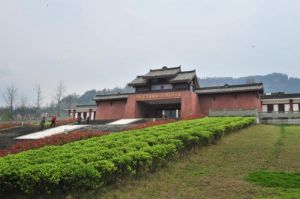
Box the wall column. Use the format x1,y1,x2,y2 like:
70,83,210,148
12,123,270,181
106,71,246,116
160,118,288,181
181,91,201,118
124,95,139,118
89,109,92,119
290,99,294,112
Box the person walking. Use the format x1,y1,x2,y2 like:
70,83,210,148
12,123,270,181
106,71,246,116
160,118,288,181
77,115,82,124
40,116,46,130
50,115,57,128
86,116,90,124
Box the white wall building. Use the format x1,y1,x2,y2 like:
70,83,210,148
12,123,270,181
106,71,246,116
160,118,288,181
66,105,97,120
261,93,300,113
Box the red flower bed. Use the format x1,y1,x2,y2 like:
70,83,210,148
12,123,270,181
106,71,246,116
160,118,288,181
129,119,176,130
0,130,111,157
55,118,77,126
182,114,204,120
0,119,175,157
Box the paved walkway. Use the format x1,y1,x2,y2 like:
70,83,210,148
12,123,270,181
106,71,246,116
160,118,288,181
16,125,89,140
108,119,143,125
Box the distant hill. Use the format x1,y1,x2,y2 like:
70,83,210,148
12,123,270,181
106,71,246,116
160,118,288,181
199,73,300,94
63,73,300,106
61,86,134,108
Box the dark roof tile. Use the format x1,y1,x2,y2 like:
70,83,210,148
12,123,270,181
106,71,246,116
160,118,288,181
261,93,300,99
93,93,129,101
196,83,264,94
143,66,181,78
128,66,199,86
170,70,196,83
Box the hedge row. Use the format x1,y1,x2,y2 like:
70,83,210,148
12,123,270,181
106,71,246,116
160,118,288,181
0,117,254,195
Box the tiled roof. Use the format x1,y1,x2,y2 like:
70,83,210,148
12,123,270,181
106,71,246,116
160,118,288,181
128,66,199,86
170,70,196,83
65,104,96,111
261,93,300,99
93,93,129,101
76,104,96,108
128,76,148,86
196,83,264,94
143,66,181,78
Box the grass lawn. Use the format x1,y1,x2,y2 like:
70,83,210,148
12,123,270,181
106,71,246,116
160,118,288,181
75,125,300,199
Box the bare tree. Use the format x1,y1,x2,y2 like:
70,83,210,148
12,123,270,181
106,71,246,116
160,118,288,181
34,84,43,118
19,96,28,120
54,81,66,117
3,84,17,115
65,93,78,109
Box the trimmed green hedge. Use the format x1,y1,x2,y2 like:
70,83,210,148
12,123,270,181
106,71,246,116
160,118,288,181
0,117,254,195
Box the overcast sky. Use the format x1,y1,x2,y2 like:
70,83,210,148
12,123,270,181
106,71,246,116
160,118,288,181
0,0,300,106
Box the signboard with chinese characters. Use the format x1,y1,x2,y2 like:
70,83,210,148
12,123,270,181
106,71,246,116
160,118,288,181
135,92,182,101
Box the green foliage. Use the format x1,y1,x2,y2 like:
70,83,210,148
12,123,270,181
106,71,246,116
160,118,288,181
246,171,300,188
0,112,13,121
0,117,254,195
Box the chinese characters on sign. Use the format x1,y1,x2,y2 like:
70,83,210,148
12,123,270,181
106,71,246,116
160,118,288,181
136,92,182,101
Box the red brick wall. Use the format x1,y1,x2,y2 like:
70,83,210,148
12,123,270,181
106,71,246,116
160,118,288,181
181,91,202,118
95,100,127,120
96,91,261,120
124,92,184,118
124,91,200,119
123,95,141,118
199,92,261,116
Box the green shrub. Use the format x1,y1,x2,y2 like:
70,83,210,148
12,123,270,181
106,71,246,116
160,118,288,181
0,117,255,195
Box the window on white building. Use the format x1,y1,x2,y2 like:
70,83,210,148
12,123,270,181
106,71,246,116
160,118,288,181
278,104,285,113
267,104,274,112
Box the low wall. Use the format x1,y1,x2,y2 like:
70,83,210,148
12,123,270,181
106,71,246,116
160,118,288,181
260,118,300,125
259,112,300,119
209,109,258,117
258,112,300,124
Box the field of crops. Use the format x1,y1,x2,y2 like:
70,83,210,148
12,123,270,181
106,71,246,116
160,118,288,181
0,117,254,196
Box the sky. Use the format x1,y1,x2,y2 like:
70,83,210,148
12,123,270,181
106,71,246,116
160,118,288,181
0,0,300,106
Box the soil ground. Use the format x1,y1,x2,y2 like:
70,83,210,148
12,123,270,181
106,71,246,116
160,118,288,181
0,126,40,150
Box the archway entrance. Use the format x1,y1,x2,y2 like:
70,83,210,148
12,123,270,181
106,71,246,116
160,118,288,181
137,99,181,119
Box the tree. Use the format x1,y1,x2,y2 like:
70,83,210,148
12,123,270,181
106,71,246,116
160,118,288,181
19,96,28,120
3,84,17,115
54,81,66,117
64,93,78,109
34,84,43,118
